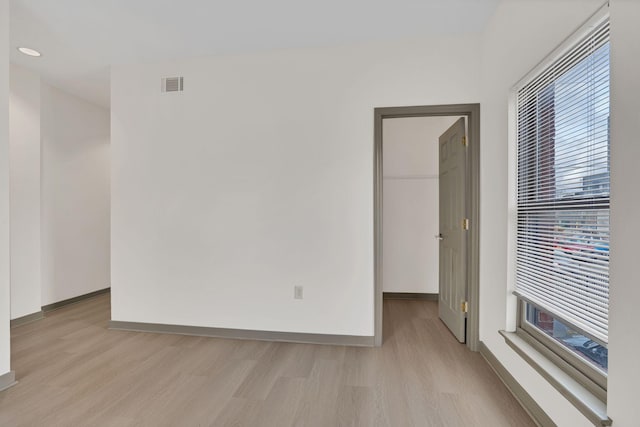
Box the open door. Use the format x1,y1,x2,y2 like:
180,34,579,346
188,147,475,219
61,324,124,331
438,118,467,343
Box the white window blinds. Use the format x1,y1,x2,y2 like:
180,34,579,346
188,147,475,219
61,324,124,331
514,19,610,345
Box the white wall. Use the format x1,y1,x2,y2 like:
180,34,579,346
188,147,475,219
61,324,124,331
41,82,110,305
479,1,624,426
7,70,110,313
607,1,640,425
382,116,459,294
9,64,41,319
0,0,11,377
111,37,481,336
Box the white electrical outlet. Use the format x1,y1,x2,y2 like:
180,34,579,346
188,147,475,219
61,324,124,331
294,286,303,300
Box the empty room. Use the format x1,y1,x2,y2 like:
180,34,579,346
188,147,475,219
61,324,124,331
0,0,639,426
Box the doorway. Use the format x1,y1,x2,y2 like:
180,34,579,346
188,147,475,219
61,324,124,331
374,104,480,350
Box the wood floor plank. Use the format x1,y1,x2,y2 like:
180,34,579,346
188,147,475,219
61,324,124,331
0,295,537,426
335,385,375,427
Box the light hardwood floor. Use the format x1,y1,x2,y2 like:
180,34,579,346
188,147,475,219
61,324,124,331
0,294,535,426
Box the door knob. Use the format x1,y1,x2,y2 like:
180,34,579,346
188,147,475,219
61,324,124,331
435,234,444,241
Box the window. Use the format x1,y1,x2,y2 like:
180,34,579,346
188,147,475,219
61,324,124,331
514,14,610,394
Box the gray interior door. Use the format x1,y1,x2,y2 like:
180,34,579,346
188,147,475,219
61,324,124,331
438,117,467,343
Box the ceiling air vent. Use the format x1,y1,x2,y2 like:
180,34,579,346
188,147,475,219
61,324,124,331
161,77,184,93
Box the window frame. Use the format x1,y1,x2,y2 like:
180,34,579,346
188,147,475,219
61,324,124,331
506,2,611,417
517,300,607,401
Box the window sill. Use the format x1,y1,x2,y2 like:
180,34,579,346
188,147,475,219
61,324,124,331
499,330,612,427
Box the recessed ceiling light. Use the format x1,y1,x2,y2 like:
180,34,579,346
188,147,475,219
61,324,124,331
17,47,42,57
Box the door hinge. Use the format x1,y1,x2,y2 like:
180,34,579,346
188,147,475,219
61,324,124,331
462,218,470,230
462,136,467,146
461,301,469,313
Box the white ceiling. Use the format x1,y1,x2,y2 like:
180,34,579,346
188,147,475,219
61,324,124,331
10,0,500,108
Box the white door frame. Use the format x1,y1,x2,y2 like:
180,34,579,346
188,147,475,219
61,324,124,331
374,104,480,350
